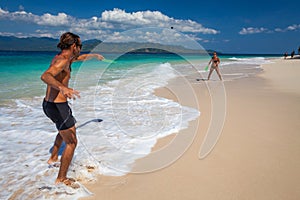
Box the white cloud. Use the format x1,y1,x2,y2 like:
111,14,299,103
37,13,71,26
240,24,300,35
100,9,219,34
0,8,37,23
0,7,219,41
239,27,269,35
0,8,9,15
34,29,57,38
275,24,300,32
101,9,153,26
102,28,203,49
286,24,300,31
0,30,56,38
0,8,73,27
274,28,283,32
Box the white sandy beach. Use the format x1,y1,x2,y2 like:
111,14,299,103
81,58,300,200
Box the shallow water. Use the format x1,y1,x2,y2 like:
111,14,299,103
0,52,276,199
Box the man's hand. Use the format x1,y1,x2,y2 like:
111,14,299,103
96,54,104,60
59,86,80,100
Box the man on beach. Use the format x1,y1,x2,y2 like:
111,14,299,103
41,32,104,186
207,52,222,80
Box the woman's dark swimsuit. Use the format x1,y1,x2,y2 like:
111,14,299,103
43,99,76,130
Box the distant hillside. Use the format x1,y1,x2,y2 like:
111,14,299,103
0,36,59,51
0,36,102,52
0,36,211,54
92,42,209,54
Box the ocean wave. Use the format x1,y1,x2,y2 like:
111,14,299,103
223,56,271,66
0,62,200,199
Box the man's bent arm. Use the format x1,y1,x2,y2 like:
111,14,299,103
41,59,68,91
41,72,65,91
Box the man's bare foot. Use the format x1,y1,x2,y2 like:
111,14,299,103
56,178,80,189
47,158,60,168
47,158,59,165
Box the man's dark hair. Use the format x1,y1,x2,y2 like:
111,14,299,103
57,32,80,50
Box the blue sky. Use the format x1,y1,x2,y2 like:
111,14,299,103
0,0,299,54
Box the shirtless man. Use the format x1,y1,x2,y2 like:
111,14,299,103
41,32,104,186
207,52,222,81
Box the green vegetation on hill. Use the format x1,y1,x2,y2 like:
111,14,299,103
0,36,212,54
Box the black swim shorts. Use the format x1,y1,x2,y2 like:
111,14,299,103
42,99,76,130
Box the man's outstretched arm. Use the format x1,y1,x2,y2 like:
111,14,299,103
74,54,104,61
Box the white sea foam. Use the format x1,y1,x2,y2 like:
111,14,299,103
223,56,272,66
0,62,200,199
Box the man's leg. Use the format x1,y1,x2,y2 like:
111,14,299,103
48,133,63,165
55,126,77,185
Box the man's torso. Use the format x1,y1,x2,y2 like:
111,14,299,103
45,55,72,102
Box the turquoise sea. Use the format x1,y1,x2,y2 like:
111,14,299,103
0,51,279,199
0,51,279,104
0,51,201,104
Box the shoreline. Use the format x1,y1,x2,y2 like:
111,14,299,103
81,58,300,200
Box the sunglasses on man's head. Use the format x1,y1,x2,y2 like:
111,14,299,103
76,43,82,49
72,38,82,49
